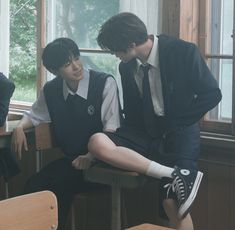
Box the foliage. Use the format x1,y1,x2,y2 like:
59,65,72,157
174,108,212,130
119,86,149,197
56,0,119,48
55,0,119,74
9,0,36,83
9,0,119,102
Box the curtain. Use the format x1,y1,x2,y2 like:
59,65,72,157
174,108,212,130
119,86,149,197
119,0,162,35
0,1,10,77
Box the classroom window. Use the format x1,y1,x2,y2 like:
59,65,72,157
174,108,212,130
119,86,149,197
199,0,235,135
10,0,37,104
3,0,161,110
44,0,120,81
43,0,160,82
40,0,161,103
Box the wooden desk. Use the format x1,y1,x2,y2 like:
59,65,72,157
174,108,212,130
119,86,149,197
0,120,34,148
84,163,149,230
0,120,20,148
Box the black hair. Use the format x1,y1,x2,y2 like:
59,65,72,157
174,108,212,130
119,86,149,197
97,12,148,52
42,37,80,71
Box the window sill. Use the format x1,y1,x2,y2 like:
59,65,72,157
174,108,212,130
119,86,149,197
200,131,235,151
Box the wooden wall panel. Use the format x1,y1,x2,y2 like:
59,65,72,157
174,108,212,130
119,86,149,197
162,0,180,37
179,0,199,43
162,0,199,43
191,160,208,230
208,164,230,230
230,168,235,230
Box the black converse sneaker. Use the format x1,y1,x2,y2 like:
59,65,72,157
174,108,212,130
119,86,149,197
165,166,203,219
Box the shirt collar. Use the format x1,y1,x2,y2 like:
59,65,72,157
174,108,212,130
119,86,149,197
63,68,90,100
147,35,159,68
137,35,159,71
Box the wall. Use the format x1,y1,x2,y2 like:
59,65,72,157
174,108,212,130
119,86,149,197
191,138,235,230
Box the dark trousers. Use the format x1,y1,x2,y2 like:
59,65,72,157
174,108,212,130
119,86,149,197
24,157,103,230
106,123,201,219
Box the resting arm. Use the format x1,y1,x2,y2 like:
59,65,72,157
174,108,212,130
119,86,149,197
11,89,51,159
175,44,222,126
11,116,34,159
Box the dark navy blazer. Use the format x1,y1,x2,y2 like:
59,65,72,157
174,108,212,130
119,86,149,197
0,72,15,127
119,34,222,132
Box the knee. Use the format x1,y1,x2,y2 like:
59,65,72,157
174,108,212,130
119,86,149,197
88,132,114,158
88,133,106,154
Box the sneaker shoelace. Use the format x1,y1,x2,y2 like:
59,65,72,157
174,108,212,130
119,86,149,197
164,176,186,204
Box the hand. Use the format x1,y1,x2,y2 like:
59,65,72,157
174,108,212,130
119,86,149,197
72,154,94,170
11,126,28,160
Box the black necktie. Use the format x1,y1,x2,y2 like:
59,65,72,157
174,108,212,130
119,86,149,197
66,94,77,107
142,64,156,137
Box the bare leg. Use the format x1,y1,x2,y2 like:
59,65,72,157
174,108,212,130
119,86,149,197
88,133,151,174
163,199,194,230
88,132,174,179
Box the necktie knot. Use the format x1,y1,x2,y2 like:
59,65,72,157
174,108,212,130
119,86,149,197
141,64,150,77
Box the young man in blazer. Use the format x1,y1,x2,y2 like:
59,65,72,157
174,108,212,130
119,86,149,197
88,12,222,230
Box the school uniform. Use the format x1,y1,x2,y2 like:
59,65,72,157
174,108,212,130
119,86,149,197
105,35,222,217
23,68,120,229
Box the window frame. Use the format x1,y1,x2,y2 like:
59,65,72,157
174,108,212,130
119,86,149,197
197,0,235,136
11,0,235,138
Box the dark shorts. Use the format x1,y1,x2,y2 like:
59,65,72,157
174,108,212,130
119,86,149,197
105,123,200,218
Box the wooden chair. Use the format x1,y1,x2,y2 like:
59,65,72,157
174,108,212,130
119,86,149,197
126,223,175,230
0,190,58,230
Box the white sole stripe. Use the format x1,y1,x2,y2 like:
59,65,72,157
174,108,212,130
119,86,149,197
178,171,203,218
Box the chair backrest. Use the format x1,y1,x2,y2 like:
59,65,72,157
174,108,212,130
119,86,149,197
0,190,58,230
126,223,175,230
35,123,56,150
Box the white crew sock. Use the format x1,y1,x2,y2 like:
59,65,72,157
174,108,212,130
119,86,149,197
146,161,174,179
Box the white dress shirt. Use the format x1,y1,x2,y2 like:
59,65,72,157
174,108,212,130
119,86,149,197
25,68,120,132
134,35,165,116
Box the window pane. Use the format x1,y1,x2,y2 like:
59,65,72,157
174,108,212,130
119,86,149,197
210,0,233,55
207,58,232,121
206,0,233,124
46,0,119,48
9,0,37,103
80,53,119,77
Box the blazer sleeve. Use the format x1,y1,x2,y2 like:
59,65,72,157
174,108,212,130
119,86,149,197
0,73,15,126
176,44,222,126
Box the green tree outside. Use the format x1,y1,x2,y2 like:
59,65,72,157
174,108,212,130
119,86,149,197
9,0,119,103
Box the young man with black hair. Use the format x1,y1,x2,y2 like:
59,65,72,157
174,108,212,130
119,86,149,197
87,12,222,230
11,37,121,229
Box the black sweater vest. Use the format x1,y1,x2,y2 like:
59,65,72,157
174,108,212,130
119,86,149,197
44,70,109,159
